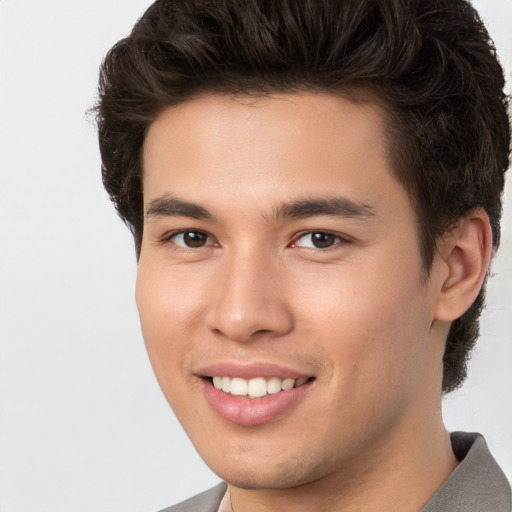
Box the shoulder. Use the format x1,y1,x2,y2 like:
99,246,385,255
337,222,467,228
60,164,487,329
157,482,228,512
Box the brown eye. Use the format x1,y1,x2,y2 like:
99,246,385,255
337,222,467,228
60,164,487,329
311,232,337,248
295,231,341,249
172,231,211,248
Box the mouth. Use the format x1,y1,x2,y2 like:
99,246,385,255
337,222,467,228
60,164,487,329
199,367,315,426
210,375,312,398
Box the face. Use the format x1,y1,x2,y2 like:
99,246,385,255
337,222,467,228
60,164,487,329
137,93,446,489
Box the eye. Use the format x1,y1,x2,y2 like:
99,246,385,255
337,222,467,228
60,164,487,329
169,230,213,248
293,231,343,249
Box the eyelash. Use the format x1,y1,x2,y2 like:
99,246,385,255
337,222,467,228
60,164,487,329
289,231,349,250
160,229,349,251
160,230,217,249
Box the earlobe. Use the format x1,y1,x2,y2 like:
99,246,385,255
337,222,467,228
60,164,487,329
434,208,492,322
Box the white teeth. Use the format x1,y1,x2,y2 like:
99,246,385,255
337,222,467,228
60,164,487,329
247,377,267,398
267,377,282,394
211,376,310,398
221,376,231,393
281,378,295,391
230,377,248,396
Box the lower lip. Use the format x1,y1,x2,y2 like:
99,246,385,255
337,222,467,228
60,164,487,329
201,379,313,427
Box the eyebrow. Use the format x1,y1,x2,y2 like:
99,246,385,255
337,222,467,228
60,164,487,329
146,195,215,221
272,197,376,221
145,194,376,222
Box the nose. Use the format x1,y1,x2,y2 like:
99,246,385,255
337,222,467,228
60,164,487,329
206,249,294,343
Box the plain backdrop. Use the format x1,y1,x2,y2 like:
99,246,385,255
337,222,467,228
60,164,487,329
0,1,511,511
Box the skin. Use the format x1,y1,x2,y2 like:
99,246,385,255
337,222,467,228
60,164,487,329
136,93,491,511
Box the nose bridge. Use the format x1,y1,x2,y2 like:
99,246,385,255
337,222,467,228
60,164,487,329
208,244,292,342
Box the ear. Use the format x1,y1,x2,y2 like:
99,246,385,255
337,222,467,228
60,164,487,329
433,208,493,322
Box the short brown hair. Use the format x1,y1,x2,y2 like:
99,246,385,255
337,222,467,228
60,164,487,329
95,0,510,392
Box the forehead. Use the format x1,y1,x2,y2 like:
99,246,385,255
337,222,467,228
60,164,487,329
141,92,409,227
143,92,386,160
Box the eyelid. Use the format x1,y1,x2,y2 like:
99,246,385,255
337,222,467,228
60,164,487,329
159,228,218,248
290,230,351,249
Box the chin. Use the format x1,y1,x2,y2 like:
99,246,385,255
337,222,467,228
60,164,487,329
205,450,330,490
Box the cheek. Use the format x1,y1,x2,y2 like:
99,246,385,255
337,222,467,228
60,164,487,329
136,257,207,330
135,261,205,392
297,260,432,397
359,293,431,411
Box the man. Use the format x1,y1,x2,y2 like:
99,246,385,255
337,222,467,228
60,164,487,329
95,0,511,510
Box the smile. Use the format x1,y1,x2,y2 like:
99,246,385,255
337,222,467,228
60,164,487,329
211,376,310,398
201,372,315,426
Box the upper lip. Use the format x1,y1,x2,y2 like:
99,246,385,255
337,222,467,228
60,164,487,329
195,361,313,380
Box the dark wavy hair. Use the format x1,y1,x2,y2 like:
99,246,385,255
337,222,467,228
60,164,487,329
95,0,510,393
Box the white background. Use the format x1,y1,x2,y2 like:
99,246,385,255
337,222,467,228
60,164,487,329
0,1,511,511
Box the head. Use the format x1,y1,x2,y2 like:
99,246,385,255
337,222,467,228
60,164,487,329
96,0,510,492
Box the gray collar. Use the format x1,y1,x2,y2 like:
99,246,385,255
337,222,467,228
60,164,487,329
420,432,511,511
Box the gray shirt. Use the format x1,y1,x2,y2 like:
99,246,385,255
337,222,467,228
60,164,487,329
161,432,511,512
